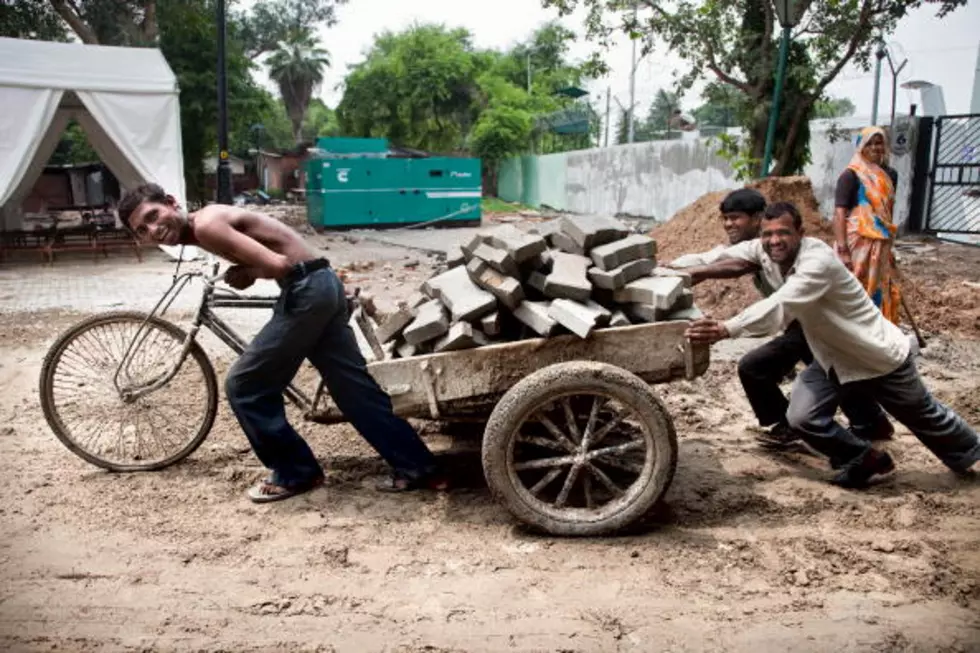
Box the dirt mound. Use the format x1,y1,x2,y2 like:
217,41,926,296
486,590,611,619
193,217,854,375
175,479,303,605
652,176,832,320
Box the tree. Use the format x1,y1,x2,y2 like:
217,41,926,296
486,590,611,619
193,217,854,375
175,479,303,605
267,29,331,144
544,0,967,176
46,0,159,45
814,96,857,119
643,89,682,139
470,106,533,194
0,0,70,41
303,98,341,140
237,0,347,58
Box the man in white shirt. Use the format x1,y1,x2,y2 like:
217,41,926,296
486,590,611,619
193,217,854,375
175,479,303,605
686,201,979,488
670,189,892,449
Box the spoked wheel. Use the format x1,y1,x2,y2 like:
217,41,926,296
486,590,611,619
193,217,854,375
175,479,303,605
39,311,219,471
482,361,677,536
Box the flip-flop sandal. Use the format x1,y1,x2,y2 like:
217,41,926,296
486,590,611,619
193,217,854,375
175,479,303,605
247,477,324,504
375,474,450,493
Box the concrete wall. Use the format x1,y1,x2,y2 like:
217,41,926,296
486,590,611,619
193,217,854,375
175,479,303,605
500,117,919,229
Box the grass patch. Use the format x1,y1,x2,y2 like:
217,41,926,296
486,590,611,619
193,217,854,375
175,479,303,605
482,196,530,214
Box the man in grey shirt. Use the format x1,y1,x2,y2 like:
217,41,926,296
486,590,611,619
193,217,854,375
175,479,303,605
671,189,892,449
686,202,979,488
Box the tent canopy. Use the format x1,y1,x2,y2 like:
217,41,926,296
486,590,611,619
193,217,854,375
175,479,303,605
0,37,188,257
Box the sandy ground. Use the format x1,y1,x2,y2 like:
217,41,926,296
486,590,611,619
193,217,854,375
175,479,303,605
1,226,979,652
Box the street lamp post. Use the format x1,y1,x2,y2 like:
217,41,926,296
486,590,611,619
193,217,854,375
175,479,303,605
216,0,232,204
760,0,799,177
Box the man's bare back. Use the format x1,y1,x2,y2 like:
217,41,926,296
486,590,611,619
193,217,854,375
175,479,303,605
190,205,318,284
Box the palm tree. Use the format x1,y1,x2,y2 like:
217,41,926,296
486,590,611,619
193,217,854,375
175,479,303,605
267,30,330,144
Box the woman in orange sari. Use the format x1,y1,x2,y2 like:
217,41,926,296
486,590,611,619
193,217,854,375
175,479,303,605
833,126,901,323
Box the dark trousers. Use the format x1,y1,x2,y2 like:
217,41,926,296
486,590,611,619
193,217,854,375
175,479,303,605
225,265,437,488
787,357,980,471
737,320,888,436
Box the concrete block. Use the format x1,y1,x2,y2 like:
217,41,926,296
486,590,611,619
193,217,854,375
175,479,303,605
549,231,586,256
609,310,631,328
422,266,497,322
532,219,562,239
521,249,553,275
528,271,548,294
445,245,466,268
548,299,606,339
466,258,524,310
400,292,429,314
481,311,501,337
403,299,450,345
625,303,666,323
590,234,657,271
349,317,378,363
560,214,629,250
472,242,520,277
585,299,612,326
461,234,484,259
666,306,704,321
396,341,418,359
375,307,415,344
480,224,547,263
672,288,694,311
613,276,685,310
544,252,592,302
651,266,693,289
588,258,655,290
434,322,479,353
514,300,558,336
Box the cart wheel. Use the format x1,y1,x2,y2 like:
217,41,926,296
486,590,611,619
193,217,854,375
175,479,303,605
482,361,677,536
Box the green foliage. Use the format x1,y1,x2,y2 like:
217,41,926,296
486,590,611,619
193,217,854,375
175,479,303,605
267,29,331,143
814,97,857,119
544,0,968,176
713,133,761,182
0,0,70,40
236,0,347,58
337,20,589,164
47,121,99,166
303,98,340,139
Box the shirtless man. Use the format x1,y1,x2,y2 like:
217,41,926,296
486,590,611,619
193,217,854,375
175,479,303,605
117,183,445,502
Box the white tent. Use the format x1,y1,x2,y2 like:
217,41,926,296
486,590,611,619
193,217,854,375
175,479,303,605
0,37,196,260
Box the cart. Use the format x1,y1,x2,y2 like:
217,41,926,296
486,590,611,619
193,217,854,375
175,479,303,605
39,260,710,536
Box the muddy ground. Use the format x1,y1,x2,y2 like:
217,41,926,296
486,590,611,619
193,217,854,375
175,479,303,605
0,226,978,652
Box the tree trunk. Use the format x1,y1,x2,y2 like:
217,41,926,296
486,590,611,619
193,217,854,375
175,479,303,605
49,0,100,44
141,1,158,43
771,99,813,177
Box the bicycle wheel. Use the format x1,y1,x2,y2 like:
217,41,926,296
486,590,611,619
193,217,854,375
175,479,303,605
39,311,219,471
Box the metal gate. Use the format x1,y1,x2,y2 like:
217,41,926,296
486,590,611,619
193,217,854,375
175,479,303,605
925,114,980,233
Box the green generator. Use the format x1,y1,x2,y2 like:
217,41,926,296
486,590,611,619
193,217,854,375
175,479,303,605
305,137,482,229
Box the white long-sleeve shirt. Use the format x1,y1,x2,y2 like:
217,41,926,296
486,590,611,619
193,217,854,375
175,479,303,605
719,237,910,384
670,246,777,297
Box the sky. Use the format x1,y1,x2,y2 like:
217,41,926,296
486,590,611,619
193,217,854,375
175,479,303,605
249,0,980,123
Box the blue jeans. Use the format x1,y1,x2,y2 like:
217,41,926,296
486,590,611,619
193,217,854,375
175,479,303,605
225,264,438,488
787,357,980,472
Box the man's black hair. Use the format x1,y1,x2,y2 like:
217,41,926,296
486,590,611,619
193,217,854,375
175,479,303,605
763,201,803,230
719,188,766,216
117,183,169,229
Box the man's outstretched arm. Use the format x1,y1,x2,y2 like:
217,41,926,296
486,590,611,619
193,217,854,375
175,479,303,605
686,258,761,285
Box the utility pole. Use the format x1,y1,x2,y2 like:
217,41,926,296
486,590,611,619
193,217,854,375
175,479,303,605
216,0,232,204
885,48,908,129
627,2,638,143
604,87,611,147
871,41,885,125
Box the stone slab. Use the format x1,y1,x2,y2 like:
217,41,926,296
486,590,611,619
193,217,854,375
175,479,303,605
434,321,479,353
480,311,501,337
589,234,657,271
422,265,497,322
480,224,547,263
625,303,667,324
588,258,655,290
445,245,466,268
609,310,631,328
472,242,520,277
548,231,586,256
375,307,415,344
403,299,450,345
396,341,418,359
560,214,629,250
466,258,524,311
651,266,693,289
613,276,685,310
548,299,606,339
544,252,592,302
513,300,558,336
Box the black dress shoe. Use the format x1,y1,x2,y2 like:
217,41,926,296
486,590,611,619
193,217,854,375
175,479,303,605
831,450,895,489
